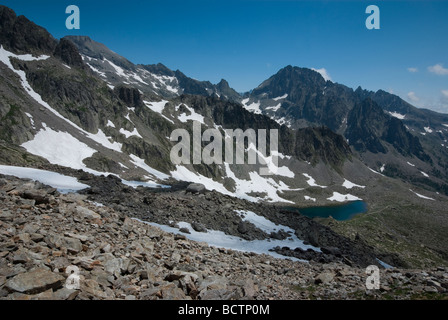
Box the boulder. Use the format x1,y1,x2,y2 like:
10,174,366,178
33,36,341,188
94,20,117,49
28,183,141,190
186,183,206,194
191,222,207,233
21,190,49,205
314,272,335,285
73,206,101,220
237,222,249,234
44,234,83,254
5,268,65,294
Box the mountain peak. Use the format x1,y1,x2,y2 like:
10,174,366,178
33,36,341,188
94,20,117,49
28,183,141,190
0,5,57,55
65,35,135,70
252,65,327,99
53,38,86,69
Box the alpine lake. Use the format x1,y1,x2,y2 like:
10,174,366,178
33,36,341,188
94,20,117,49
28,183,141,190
285,201,368,221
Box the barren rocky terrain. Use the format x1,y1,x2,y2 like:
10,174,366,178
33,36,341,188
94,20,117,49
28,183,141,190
1,174,447,300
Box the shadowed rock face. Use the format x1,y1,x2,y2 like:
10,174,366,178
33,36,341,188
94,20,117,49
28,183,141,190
346,98,429,161
53,38,86,69
0,5,57,55
114,86,144,109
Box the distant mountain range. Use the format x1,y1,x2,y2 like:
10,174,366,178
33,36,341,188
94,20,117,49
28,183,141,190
62,33,448,196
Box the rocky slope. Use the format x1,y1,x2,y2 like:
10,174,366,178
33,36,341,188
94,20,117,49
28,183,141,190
1,174,447,300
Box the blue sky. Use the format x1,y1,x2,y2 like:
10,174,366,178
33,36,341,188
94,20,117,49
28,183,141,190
2,0,448,113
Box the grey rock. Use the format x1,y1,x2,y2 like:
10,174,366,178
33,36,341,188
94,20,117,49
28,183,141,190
191,222,207,233
179,228,190,234
314,272,335,285
174,234,187,241
104,258,124,277
160,283,187,300
73,206,101,220
243,279,257,298
45,234,83,254
237,222,249,234
186,183,206,194
424,286,438,293
198,288,233,300
0,211,13,222
53,288,79,300
21,190,49,205
5,268,65,294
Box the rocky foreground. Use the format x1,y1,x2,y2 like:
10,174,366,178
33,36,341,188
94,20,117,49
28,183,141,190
0,174,447,300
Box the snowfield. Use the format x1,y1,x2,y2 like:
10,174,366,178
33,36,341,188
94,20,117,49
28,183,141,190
21,123,96,170
171,163,299,204
0,165,89,193
133,209,320,261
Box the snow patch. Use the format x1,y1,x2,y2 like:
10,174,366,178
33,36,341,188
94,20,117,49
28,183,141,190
0,46,123,155
176,104,205,124
144,100,174,124
273,94,288,101
242,100,262,115
25,113,35,128
275,117,292,128
119,127,142,139
121,180,170,189
265,103,282,112
106,120,115,128
86,63,106,77
388,111,406,120
342,179,366,189
0,165,89,193
247,143,295,178
304,196,316,202
129,154,170,181
327,192,362,202
409,189,435,201
90,129,123,152
303,173,327,188
104,58,126,77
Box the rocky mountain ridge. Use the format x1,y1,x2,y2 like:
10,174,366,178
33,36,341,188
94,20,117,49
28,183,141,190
65,35,242,102
245,66,448,195
68,32,448,196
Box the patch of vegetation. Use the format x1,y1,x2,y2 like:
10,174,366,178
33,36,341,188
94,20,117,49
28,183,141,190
318,193,448,269
290,284,318,299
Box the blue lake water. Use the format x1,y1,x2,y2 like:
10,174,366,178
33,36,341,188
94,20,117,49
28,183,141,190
286,201,368,221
